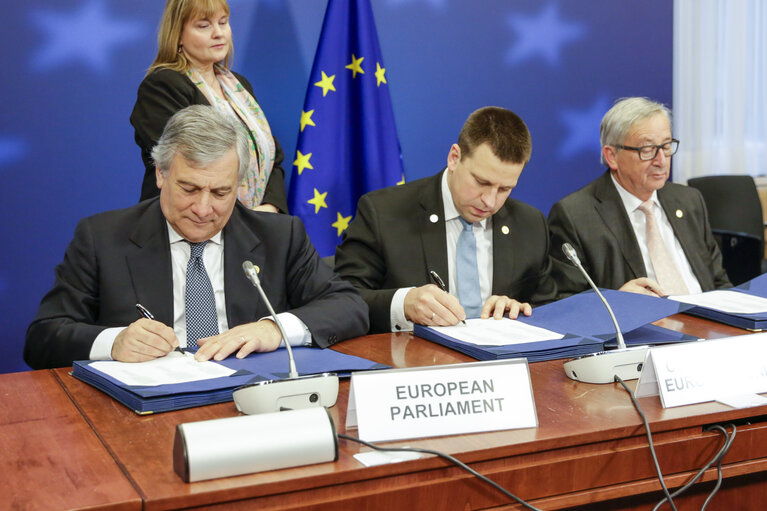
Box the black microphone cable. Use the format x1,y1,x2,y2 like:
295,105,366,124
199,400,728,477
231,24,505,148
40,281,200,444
615,375,738,511
338,433,543,511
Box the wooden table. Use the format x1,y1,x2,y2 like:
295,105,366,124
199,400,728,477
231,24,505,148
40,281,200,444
0,370,140,510
45,314,767,510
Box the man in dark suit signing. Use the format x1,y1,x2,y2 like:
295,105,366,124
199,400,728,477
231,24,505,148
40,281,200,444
25,105,368,369
548,97,730,298
335,106,557,334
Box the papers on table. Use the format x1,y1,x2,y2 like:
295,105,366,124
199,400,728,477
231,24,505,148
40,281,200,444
669,290,767,314
429,318,563,346
89,351,235,387
668,274,767,330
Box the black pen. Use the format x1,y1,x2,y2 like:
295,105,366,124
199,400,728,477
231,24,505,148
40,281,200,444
135,303,184,353
428,271,466,325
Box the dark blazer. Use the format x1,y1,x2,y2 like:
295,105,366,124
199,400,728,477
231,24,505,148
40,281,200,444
548,170,731,297
130,68,288,212
334,170,557,333
25,200,369,369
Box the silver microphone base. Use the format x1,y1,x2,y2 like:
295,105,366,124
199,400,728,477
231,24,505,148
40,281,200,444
233,373,339,414
563,346,649,384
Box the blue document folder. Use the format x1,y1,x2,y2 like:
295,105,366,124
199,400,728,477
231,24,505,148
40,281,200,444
681,273,767,330
414,289,694,362
72,347,387,414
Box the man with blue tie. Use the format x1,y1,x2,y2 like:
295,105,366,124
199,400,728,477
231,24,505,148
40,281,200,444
335,106,557,334
25,105,368,369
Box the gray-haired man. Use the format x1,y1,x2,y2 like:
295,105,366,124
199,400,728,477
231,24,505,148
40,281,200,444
25,105,368,369
548,97,730,298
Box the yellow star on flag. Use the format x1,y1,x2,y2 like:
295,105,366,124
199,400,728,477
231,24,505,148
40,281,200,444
293,150,313,175
300,110,316,132
375,62,387,87
314,71,336,96
345,54,365,78
307,188,328,214
332,212,352,236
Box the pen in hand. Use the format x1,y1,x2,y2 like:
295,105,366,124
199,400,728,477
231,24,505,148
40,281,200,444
135,303,184,354
428,271,467,325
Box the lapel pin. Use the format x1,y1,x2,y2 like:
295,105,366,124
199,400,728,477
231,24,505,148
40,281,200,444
501,225,510,235
676,209,683,218
429,214,439,223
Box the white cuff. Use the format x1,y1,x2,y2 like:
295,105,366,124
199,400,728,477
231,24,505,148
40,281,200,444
390,287,415,332
262,313,312,347
89,327,125,360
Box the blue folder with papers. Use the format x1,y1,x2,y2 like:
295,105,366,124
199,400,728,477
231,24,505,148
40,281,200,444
414,289,695,362
72,347,387,414
680,273,767,330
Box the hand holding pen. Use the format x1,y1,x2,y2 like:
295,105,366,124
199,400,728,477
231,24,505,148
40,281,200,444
429,271,467,326
135,304,184,354
401,271,467,327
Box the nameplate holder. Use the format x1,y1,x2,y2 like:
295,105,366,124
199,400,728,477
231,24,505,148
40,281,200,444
346,359,537,442
635,332,767,408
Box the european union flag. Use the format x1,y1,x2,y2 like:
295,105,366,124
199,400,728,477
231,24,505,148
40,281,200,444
288,0,404,257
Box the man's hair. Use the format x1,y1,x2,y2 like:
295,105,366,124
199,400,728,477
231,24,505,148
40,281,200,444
600,97,672,165
457,106,532,164
148,0,233,76
151,105,248,179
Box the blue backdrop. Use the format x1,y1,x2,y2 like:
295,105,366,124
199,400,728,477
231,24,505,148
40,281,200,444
0,0,671,373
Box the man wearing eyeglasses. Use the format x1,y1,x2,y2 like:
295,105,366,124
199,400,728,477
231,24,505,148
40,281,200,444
548,97,730,298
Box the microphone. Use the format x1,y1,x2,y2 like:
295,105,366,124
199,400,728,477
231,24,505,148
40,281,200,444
232,261,339,414
560,243,648,384
243,260,298,378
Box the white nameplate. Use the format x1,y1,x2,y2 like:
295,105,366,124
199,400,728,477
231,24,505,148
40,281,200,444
346,359,537,442
635,332,767,408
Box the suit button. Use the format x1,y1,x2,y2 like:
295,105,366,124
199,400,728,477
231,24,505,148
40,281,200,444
328,335,338,344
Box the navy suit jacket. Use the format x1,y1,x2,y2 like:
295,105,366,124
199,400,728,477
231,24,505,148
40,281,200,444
25,199,368,368
548,170,731,297
335,170,557,333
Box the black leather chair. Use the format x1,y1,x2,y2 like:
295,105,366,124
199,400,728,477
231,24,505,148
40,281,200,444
687,175,766,285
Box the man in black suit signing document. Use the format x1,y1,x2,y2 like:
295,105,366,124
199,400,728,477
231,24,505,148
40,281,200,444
548,97,730,298
335,106,557,334
25,105,368,369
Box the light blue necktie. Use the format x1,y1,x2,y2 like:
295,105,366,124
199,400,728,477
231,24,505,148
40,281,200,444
456,218,482,318
185,241,219,348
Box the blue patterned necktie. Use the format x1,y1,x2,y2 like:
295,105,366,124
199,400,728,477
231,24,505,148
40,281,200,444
456,218,483,318
185,241,219,348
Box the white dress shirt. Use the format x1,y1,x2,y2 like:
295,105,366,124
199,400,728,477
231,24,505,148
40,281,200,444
390,171,494,331
611,174,702,294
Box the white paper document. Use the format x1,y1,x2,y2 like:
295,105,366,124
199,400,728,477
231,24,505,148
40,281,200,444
429,318,563,346
89,351,236,386
669,290,767,314
353,450,426,467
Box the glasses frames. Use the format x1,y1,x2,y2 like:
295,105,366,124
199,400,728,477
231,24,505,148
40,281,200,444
615,139,679,161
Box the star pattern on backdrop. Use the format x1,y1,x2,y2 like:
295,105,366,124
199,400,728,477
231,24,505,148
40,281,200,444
506,2,585,67
0,137,28,168
559,95,611,158
30,0,146,73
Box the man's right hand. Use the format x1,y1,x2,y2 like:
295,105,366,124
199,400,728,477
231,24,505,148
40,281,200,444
619,277,665,297
404,284,466,326
111,318,179,362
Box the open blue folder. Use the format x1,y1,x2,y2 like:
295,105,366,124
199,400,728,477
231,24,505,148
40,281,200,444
72,347,387,414
681,273,767,330
414,289,694,362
